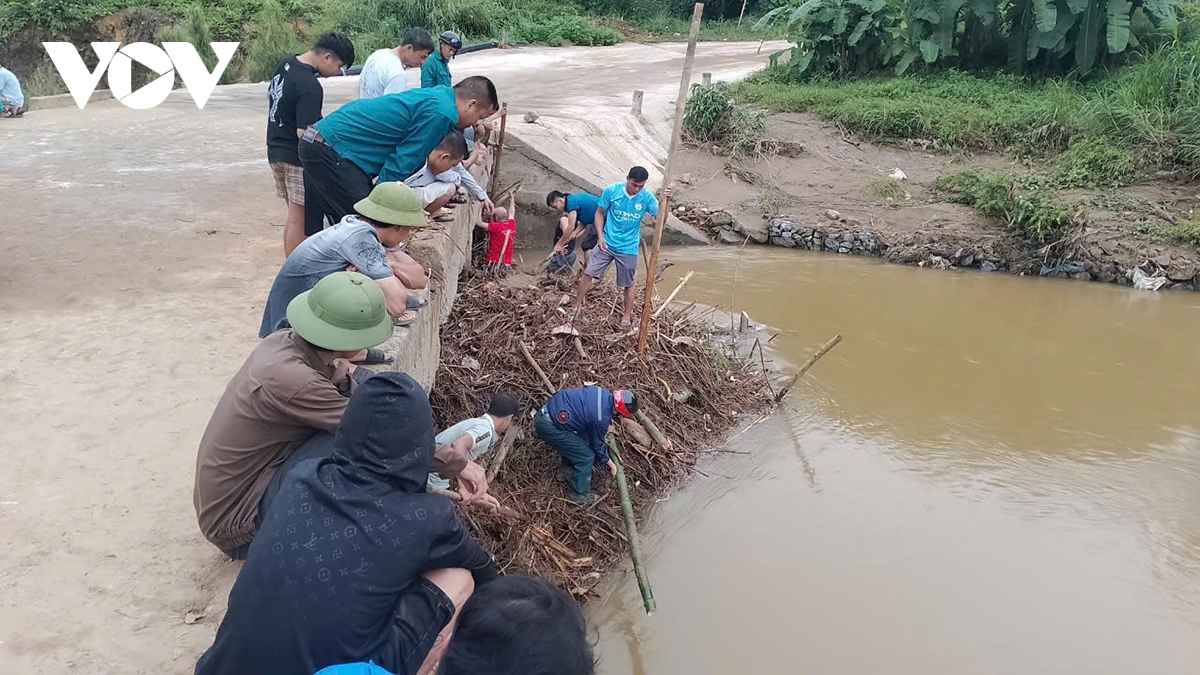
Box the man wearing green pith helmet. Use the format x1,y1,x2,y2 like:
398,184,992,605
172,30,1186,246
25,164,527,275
194,272,491,559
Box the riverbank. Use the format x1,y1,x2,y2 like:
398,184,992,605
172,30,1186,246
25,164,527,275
673,112,1200,291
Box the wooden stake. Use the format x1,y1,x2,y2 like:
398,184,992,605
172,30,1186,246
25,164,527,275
702,72,712,86
518,340,555,395
485,425,520,483
488,102,508,193
637,3,704,356
775,334,842,402
430,486,526,521
632,90,644,115
651,270,694,319
606,434,656,615
754,337,776,401
738,0,748,26
738,311,750,333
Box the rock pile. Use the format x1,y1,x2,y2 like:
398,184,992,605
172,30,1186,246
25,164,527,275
767,218,882,255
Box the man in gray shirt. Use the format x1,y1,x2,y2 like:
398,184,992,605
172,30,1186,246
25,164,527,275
260,182,429,349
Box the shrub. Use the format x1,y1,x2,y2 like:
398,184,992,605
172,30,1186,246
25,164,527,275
683,81,767,155
516,15,621,46
1169,217,1200,245
934,170,1075,242
241,0,308,82
158,5,243,85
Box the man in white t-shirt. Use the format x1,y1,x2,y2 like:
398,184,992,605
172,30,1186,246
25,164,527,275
429,392,520,489
358,28,435,99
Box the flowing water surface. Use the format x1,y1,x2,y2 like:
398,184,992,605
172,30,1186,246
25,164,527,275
583,246,1200,674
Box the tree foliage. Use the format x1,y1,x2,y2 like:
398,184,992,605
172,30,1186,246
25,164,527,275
759,0,1182,77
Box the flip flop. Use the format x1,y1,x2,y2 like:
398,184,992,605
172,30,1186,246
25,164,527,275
406,295,429,310
393,310,418,327
619,321,632,330
358,348,393,365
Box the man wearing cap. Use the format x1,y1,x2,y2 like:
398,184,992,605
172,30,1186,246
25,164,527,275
533,386,638,505
421,31,461,89
195,272,488,559
260,181,431,348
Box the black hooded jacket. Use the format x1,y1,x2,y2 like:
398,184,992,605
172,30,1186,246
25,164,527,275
196,373,497,675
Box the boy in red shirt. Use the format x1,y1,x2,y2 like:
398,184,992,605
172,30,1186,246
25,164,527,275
476,189,517,269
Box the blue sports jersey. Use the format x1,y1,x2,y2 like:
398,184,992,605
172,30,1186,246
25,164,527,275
597,183,658,255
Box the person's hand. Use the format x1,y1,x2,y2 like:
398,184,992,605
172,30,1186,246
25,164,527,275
482,198,495,214
607,460,617,477
345,264,360,274
596,235,609,252
553,243,566,256
477,493,502,513
455,461,489,505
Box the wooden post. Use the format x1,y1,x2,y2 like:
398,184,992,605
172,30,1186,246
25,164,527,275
606,435,656,615
702,72,712,86
501,28,509,48
632,90,644,115
485,425,520,483
738,0,749,27
637,2,704,357
775,334,842,402
738,311,750,333
488,102,508,193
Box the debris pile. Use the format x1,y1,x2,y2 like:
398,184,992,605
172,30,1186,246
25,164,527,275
430,273,770,597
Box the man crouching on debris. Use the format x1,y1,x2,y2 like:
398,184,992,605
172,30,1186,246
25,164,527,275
534,386,638,505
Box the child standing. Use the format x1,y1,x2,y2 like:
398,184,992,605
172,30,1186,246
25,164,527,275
476,189,517,269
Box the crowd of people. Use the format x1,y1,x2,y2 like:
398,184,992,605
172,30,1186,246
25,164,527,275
190,26,665,674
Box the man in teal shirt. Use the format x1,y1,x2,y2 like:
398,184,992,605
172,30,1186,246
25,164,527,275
299,75,497,236
571,166,659,329
421,31,461,89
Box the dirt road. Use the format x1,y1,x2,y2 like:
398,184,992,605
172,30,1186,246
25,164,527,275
0,42,771,673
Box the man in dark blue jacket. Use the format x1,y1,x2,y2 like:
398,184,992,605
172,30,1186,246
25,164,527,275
534,386,638,504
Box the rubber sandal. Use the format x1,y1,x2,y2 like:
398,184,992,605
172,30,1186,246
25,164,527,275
358,348,393,365
406,295,429,310
619,321,632,330
393,310,418,327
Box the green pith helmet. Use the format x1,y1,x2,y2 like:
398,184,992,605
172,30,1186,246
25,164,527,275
353,182,428,228
286,272,394,351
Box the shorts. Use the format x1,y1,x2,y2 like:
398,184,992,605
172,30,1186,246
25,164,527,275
585,247,638,288
377,577,457,675
271,162,305,205
578,225,599,252
414,181,456,207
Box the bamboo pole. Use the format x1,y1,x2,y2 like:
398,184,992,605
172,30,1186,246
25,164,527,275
430,486,525,521
488,102,509,193
633,409,672,450
485,425,520,483
518,340,555,395
651,270,694,319
606,434,656,615
775,334,842,402
637,2,704,356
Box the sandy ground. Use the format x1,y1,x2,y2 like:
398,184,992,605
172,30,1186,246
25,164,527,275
0,42,772,674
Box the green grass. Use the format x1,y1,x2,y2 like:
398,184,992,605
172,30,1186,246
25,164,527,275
868,176,905,200
22,62,68,96
632,16,778,42
933,170,1076,243
683,82,768,156
1169,217,1200,245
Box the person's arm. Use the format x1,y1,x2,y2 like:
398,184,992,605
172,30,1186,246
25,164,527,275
420,62,436,88
594,205,608,252
285,379,352,433
294,79,324,134
376,276,411,318
553,213,577,254
452,164,490,203
382,73,409,95
427,512,499,585
507,190,516,219
342,232,408,317
643,193,660,224
379,108,450,183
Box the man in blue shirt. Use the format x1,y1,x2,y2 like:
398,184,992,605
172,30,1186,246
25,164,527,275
545,190,600,275
571,167,659,329
0,61,25,117
421,31,461,89
299,75,497,237
534,386,638,505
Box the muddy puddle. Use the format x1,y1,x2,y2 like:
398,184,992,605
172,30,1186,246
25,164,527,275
576,246,1200,674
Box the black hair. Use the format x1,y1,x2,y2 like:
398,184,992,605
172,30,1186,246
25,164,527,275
438,575,595,675
627,166,650,182
314,32,355,67
436,129,469,160
454,75,500,113
401,28,435,53
546,190,568,208
487,392,520,417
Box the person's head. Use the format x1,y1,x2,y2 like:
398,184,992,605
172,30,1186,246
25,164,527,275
332,372,435,492
353,182,429,247
438,31,463,60
612,389,638,419
546,190,568,212
453,76,499,129
437,575,595,675
397,28,434,68
286,272,394,356
492,206,508,221
625,166,649,196
428,129,469,175
311,32,355,77
486,392,520,433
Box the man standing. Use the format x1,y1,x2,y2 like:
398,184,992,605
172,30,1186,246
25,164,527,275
299,75,498,238
571,167,658,329
0,60,25,117
358,28,434,99
545,190,600,275
428,392,519,490
534,386,638,505
267,33,356,256
194,272,489,559
421,31,462,89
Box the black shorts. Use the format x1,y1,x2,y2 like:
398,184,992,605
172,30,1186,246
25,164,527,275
578,225,598,252
298,132,374,236
377,577,457,675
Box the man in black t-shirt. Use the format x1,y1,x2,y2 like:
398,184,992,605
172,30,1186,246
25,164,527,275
267,32,355,257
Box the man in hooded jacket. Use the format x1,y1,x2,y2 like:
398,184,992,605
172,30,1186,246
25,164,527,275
195,372,497,675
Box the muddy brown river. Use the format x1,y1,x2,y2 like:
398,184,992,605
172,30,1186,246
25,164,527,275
583,246,1200,674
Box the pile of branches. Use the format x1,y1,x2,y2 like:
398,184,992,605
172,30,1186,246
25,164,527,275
430,272,769,596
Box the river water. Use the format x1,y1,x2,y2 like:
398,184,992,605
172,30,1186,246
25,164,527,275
585,246,1200,674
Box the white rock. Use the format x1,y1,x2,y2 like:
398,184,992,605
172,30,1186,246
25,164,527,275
890,168,908,181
